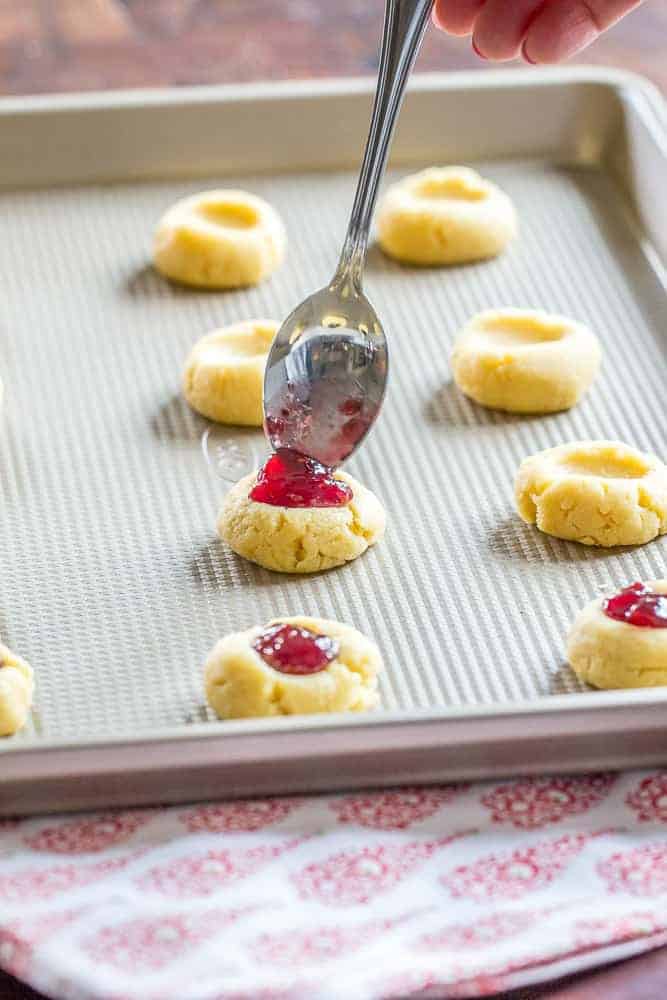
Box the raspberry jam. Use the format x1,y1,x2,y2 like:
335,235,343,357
249,449,352,508
603,582,667,628
253,623,339,674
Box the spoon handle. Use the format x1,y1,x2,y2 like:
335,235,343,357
334,0,435,291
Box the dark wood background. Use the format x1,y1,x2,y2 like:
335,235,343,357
1,1,666,998
0,0,665,95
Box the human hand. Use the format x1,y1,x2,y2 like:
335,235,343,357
433,0,645,63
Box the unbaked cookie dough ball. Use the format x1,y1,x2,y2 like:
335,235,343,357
154,189,286,289
205,616,382,719
0,642,34,737
217,469,386,574
451,308,601,413
376,166,517,266
183,319,278,425
515,441,667,547
567,581,667,689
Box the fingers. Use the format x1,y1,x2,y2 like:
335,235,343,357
434,0,645,64
522,0,646,63
471,0,544,60
433,0,484,36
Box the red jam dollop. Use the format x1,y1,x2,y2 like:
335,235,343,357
253,623,339,675
603,582,667,629
249,449,352,508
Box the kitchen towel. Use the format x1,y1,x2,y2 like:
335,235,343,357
2,770,667,999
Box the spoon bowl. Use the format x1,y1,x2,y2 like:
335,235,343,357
263,281,388,468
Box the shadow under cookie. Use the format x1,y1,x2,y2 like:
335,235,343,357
151,393,205,443
189,539,273,592
124,262,240,299
424,380,491,428
487,516,636,565
424,380,568,430
550,662,588,696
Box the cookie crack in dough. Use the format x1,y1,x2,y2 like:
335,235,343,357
293,537,307,566
209,680,230,696
351,497,385,543
267,685,290,715
348,511,373,541
524,493,539,522
637,488,667,527
339,657,376,681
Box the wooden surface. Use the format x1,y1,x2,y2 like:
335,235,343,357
1,2,666,999
0,0,665,95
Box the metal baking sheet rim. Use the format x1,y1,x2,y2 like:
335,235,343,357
5,689,667,814
0,67,666,813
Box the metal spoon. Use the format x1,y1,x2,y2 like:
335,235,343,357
263,0,435,469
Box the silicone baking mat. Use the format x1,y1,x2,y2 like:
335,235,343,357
1,152,665,748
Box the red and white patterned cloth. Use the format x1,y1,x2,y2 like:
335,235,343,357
2,770,667,999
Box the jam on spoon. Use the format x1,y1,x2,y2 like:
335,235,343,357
249,449,352,508
253,623,340,675
603,582,667,629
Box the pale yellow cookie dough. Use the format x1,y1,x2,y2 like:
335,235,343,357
154,189,286,289
376,166,517,266
183,319,278,425
451,309,601,413
0,642,34,737
205,616,382,719
217,470,386,573
515,441,667,547
567,581,667,689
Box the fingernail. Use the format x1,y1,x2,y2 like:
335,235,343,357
472,38,487,60
521,40,537,65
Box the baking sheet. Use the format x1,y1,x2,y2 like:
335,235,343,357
0,70,665,809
